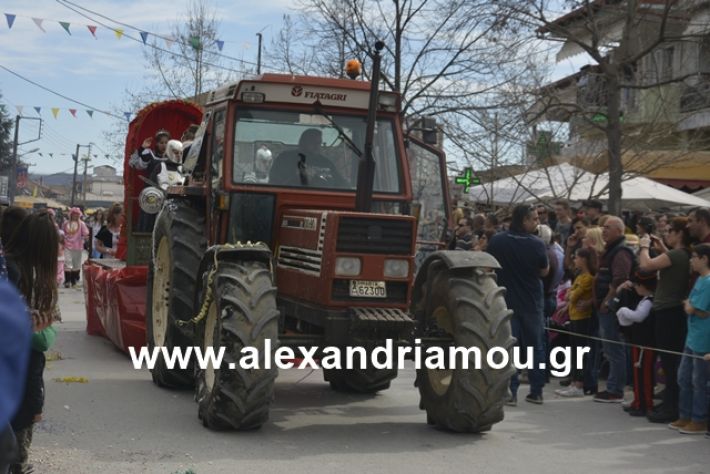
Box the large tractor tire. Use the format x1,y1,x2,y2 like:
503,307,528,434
146,200,206,389
195,260,279,430
415,260,515,433
323,357,397,394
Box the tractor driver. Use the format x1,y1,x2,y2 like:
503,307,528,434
268,128,348,188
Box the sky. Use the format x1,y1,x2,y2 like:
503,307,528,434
0,0,293,175
0,0,590,176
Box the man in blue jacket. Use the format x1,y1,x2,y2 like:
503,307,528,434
488,204,550,405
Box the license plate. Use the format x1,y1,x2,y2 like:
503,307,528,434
349,280,387,298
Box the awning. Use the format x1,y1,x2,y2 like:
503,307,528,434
555,20,624,61
684,9,710,36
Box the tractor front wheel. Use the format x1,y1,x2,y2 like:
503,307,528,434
195,260,279,430
415,261,515,432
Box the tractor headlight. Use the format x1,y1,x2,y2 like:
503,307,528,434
335,257,361,277
384,259,409,278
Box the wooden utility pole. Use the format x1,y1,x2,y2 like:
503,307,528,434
81,144,92,204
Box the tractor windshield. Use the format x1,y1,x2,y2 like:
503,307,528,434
233,109,401,193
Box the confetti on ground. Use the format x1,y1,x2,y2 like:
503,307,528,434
53,376,89,384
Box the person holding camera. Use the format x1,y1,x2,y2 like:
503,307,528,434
639,217,692,423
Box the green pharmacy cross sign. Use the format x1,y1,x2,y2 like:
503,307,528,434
455,167,481,193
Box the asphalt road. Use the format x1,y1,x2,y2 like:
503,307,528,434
25,288,710,473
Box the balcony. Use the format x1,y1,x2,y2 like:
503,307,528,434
680,75,710,114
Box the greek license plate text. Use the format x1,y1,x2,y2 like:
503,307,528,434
349,280,387,298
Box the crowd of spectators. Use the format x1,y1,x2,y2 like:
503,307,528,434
451,200,710,437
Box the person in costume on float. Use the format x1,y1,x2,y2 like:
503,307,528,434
129,129,170,232
153,140,184,190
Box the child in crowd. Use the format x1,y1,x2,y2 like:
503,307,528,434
4,212,60,473
615,270,657,416
669,243,710,435
556,247,595,397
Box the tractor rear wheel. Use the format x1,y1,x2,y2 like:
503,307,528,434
195,260,279,430
415,261,515,432
146,200,206,388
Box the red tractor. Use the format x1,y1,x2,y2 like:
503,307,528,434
89,52,514,433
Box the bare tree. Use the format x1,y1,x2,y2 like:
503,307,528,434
104,0,241,157
143,0,234,100
269,0,529,130
500,0,710,214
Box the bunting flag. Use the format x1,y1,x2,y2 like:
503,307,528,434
32,18,45,32
1,13,227,51
48,153,54,158
38,153,43,157
15,106,128,120
59,21,71,35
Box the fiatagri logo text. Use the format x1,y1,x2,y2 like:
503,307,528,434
291,86,347,102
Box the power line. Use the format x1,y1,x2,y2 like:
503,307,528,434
56,0,264,70
0,64,123,119
54,0,250,76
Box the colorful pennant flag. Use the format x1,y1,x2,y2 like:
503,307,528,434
59,21,71,35
49,153,54,158
33,106,41,115
32,18,45,32
38,153,43,157
69,109,77,118
164,36,175,48
87,25,97,38
215,40,224,51
15,105,23,115
86,110,94,118
189,36,201,50
51,108,60,119
140,31,149,44
5,13,16,29
114,28,124,39
124,112,132,121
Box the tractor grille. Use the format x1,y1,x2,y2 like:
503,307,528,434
336,217,412,255
332,279,409,304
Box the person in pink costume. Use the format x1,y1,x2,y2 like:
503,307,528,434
62,207,89,288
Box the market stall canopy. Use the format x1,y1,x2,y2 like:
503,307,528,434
469,163,710,210
13,196,68,210
693,187,710,201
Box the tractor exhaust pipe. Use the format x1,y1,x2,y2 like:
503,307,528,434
355,40,385,212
